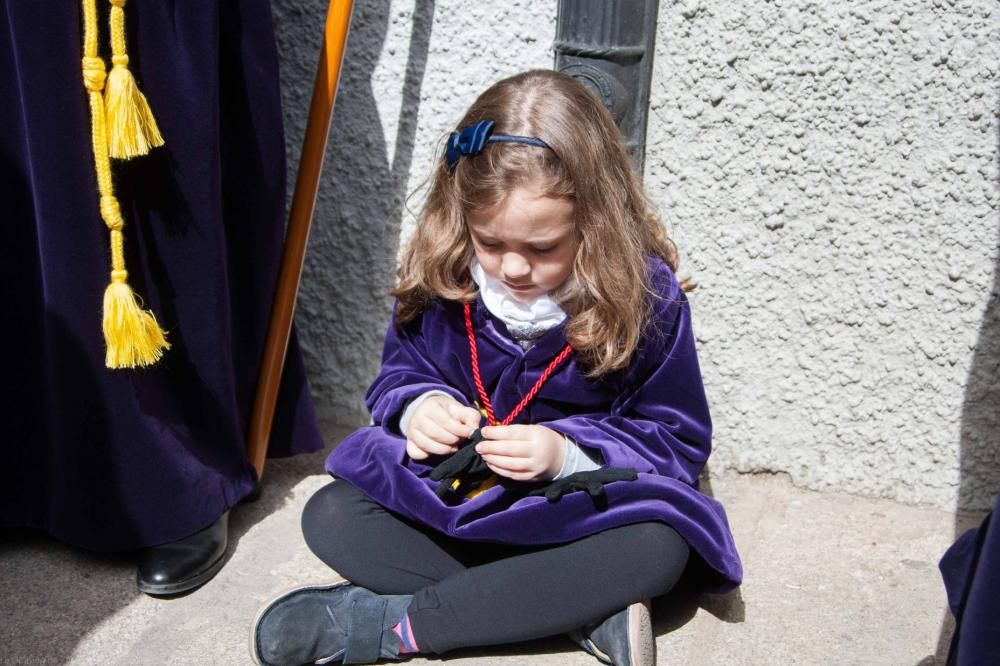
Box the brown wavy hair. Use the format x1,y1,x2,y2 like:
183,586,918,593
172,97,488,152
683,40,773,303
393,70,681,377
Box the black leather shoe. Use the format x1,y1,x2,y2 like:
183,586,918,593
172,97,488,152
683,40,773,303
568,599,655,666
137,511,229,596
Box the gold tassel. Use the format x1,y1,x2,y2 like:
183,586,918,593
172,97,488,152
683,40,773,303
82,0,169,368
104,0,163,159
104,268,169,368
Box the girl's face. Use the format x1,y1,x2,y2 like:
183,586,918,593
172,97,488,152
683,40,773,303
467,185,577,303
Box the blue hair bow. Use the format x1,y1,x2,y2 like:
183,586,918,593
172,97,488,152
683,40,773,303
446,119,552,170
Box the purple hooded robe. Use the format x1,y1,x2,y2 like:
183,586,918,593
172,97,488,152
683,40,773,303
0,1,323,551
939,490,1000,664
327,259,742,592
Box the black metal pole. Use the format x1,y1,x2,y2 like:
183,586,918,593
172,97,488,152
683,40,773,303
554,0,659,178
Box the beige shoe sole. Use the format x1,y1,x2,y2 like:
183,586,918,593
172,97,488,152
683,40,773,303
627,599,655,666
584,599,655,666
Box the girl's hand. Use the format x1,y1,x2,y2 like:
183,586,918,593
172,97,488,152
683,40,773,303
475,424,566,481
405,396,481,460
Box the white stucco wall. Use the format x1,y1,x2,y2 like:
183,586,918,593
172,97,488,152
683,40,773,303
273,0,999,510
272,0,556,430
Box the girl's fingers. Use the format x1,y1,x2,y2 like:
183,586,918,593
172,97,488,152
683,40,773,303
484,459,540,481
426,402,473,439
481,424,534,440
409,428,458,457
475,439,532,458
406,439,429,460
414,415,462,445
439,415,475,440
448,403,482,431
481,454,531,473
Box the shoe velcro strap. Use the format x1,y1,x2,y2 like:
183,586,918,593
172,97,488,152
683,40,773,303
342,595,388,664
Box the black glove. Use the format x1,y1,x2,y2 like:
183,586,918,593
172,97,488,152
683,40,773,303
429,429,492,500
528,467,638,504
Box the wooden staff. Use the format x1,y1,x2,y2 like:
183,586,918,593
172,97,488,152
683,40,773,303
246,0,355,480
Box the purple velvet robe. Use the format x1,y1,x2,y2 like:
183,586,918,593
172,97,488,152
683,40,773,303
328,260,742,592
0,1,323,550
940,490,1000,664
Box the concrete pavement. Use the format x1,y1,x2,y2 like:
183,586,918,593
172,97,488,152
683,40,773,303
1,426,980,665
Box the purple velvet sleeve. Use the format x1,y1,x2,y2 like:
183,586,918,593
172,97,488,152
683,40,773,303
365,313,472,433
543,283,712,485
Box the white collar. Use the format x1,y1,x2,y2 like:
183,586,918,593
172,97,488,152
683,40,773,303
470,259,567,331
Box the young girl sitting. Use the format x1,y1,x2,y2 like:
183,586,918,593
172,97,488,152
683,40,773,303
251,69,742,666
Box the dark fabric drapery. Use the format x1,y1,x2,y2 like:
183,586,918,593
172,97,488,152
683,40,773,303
0,0,323,550
940,490,1000,665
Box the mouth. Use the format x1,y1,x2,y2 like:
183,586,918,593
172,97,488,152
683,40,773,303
503,281,535,292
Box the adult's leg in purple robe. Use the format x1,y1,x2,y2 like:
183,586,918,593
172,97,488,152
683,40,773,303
940,490,1000,665
0,1,322,557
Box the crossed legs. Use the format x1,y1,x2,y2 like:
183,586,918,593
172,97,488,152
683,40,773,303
301,480,690,655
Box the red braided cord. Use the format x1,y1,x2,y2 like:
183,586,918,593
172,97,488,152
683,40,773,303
463,301,573,427
464,301,497,425
500,344,573,425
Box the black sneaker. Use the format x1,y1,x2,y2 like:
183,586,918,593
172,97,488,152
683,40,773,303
568,600,655,666
250,579,412,665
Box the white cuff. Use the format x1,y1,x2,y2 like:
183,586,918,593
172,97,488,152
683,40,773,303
554,436,603,479
398,390,452,438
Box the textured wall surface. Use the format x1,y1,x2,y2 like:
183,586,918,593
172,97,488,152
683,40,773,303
646,0,999,509
272,0,556,427
273,0,999,509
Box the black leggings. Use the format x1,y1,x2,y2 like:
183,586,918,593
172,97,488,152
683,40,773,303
301,480,690,655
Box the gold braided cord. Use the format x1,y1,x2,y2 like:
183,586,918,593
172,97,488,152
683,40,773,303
80,0,168,368
82,0,98,59
108,0,128,60
104,0,164,159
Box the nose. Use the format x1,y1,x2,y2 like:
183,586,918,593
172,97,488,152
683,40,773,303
501,252,530,280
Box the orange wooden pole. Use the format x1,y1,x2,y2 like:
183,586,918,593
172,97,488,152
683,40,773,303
246,0,355,480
